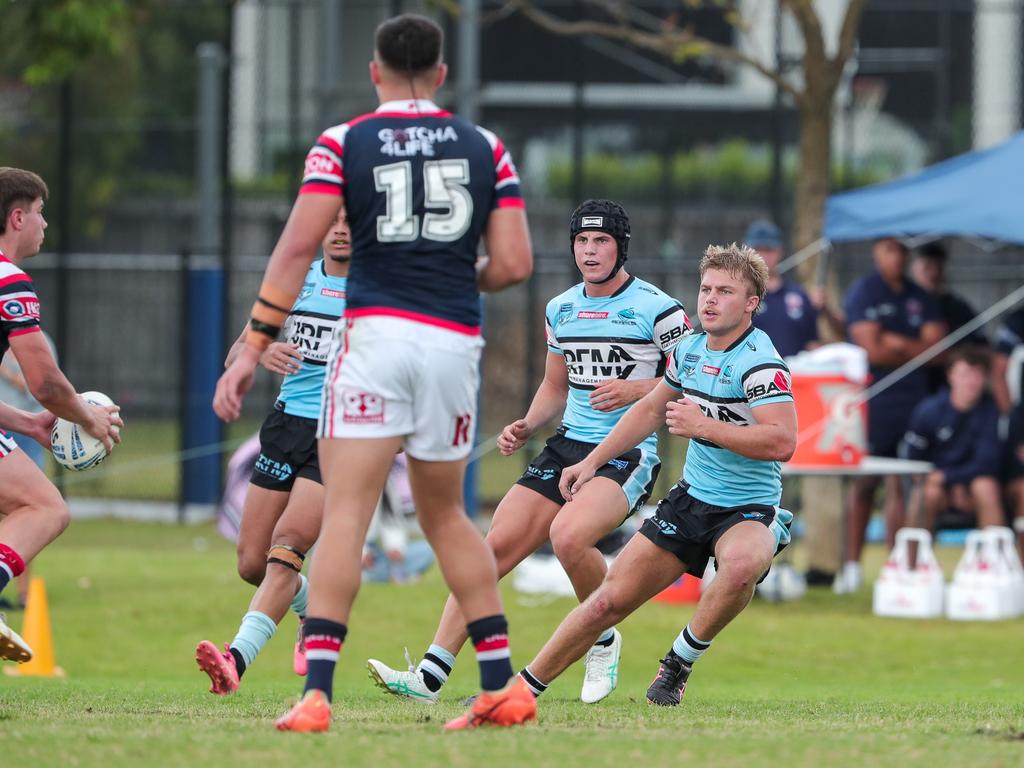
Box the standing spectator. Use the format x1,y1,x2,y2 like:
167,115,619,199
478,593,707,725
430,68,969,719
745,220,844,587
1003,401,1024,560
836,237,945,593
746,220,845,357
910,241,988,393
903,348,1004,534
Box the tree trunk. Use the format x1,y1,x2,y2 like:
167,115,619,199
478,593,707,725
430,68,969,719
792,96,832,284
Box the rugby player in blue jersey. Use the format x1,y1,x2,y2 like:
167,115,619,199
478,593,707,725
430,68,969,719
367,200,690,706
195,209,351,694
213,14,535,731
518,244,796,707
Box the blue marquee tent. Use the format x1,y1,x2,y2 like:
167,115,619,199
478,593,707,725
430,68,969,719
825,131,1024,245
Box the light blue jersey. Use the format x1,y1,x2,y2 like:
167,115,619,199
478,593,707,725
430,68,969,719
664,325,793,507
545,275,690,450
278,260,347,419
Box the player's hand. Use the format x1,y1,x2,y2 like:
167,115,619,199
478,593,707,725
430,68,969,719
27,409,57,448
260,342,303,375
82,402,123,453
497,419,533,456
590,379,640,412
665,397,707,439
214,346,260,422
559,460,596,503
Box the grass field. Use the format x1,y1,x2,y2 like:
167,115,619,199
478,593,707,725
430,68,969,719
2,519,1023,768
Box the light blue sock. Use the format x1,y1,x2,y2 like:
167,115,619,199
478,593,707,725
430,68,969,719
424,643,456,670
230,611,277,668
595,628,615,646
671,623,711,665
290,574,309,618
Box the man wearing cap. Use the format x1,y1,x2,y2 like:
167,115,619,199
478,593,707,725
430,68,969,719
837,237,945,593
366,199,691,706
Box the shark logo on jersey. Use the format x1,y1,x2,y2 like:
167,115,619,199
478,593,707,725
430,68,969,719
614,307,638,326
682,365,697,379
558,302,574,326
298,283,314,301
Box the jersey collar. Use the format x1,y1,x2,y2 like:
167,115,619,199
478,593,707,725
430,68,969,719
376,99,443,114
0,249,10,264
582,274,634,300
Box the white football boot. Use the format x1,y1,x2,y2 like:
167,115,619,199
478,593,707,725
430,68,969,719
367,649,440,705
0,613,32,663
581,628,621,703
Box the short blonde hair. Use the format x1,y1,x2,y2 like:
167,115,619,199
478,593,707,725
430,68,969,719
699,243,769,305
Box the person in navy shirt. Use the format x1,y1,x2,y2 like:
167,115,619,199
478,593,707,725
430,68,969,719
747,220,820,358
910,241,988,394
836,237,945,594
902,347,1004,534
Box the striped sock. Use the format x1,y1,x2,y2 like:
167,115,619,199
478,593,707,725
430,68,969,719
0,543,25,595
418,644,455,693
229,611,277,677
303,617,347,701
289,574,309,618
467,614,513,692
594,628,615,647
520,666,548,698
671,623,711,665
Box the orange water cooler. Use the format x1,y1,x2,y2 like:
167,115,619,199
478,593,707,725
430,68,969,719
789,373,867,467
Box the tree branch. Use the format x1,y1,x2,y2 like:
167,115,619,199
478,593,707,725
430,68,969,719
509,0,803,102
829,0,868,85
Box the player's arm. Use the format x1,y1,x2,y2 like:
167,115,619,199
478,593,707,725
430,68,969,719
559,380,678,500
214,193,340,421
0,400,54,446
478,207,533,293
497,351,568,455
8,332,121,449
669,398,796,462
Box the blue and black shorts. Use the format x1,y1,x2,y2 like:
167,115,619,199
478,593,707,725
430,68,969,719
250,403,321,491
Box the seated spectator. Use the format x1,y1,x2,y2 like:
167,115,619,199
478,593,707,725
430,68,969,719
911,241,988,394
1000,400,1024,559
836,237,945,593
992,304,1024,414
903,347,1004,534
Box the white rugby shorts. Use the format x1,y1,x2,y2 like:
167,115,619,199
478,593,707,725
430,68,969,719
318,315,483,461
0,431,18,459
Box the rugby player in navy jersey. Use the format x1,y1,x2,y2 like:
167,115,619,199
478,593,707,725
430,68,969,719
367,200,690,706
518,244,796,707
195,209,351,694
212,15,535,731
0,168,122,663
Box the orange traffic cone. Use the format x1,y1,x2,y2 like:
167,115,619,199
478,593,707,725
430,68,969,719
654,574,702,604
4,577,64,677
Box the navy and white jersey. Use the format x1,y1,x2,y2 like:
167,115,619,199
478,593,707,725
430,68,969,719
902,391,1002,484
844,270,942,407
300,99,523,334
277,260,347,420
0,251,41,361
664,326,793,507
752,280,818,359
545,276,690,451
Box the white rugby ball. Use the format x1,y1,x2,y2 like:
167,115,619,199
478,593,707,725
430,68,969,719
50,391,119,471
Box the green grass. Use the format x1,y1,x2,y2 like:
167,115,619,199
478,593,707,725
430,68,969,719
2,520,1023,768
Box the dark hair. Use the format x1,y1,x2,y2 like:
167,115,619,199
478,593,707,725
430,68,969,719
375,14,443,77
0,167,48,235
915,241,948,262
949,345,991,374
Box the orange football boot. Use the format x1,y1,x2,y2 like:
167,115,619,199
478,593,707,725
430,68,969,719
274,689,332,732
443,676,537,731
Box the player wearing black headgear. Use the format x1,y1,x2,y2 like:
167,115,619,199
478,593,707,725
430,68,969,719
569,199,630,285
